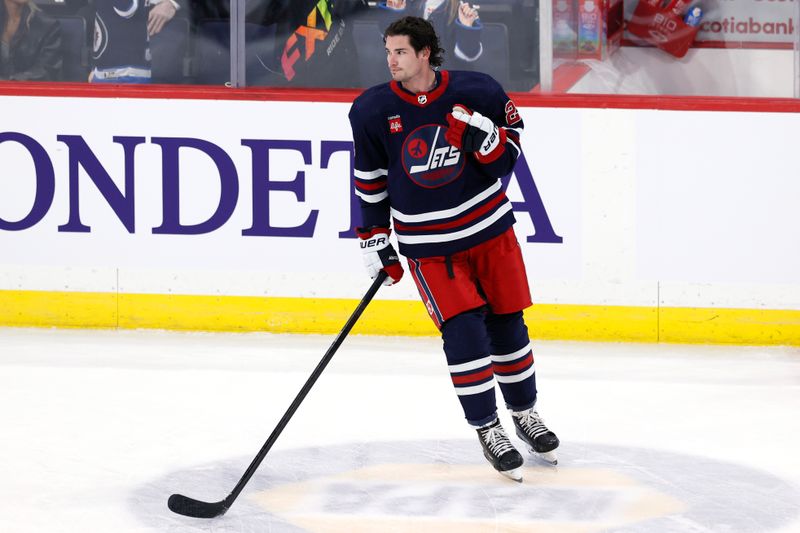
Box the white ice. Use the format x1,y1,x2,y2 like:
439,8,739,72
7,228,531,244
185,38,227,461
1,327,799,532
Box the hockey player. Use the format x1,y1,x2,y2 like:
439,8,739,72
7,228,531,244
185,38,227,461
348,16,559,481
379,0,484,70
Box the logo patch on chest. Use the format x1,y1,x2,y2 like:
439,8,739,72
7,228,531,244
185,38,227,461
402,124,464,188
388,115,403,134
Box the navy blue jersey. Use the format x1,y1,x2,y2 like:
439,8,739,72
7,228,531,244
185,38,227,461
348,70,523,259
92,0,150,81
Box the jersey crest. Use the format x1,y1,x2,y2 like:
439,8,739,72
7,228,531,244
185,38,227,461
401,124,463,188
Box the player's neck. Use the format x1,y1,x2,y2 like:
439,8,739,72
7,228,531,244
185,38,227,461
402,68,437,94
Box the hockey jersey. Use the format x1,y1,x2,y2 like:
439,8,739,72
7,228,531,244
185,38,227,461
348,70,523,259
92,0,150,82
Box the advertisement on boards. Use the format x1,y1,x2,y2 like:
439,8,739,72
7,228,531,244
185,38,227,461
0,96,579,299
625,0,797,46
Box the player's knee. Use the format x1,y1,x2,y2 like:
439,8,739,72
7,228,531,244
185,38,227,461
486,310,525,333
441,308,490,364
486,310,529,353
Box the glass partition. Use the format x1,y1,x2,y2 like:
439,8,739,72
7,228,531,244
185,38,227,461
543,0,800,97
11,0,799,97
185,0,231,85
6,0,227,85
241,0,539,91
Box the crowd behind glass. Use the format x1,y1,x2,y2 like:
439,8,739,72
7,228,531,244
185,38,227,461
0,0,541,90
1,0,797,95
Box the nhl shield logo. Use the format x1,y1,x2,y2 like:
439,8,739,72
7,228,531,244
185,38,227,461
417,94,428,105
402,124,463,188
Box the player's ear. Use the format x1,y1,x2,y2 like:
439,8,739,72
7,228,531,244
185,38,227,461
419,46,431,60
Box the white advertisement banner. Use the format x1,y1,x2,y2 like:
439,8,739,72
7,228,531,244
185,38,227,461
0,95,798,309
0,96,579,299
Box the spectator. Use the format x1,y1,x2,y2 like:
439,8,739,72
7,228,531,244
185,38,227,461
0,0,62,81
379,0,482,67
89,0,182,83
147,0,180,37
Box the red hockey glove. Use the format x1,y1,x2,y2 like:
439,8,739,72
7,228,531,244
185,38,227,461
445,104,506,162
356,226,404,286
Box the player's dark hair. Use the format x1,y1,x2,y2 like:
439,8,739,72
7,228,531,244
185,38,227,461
384,16,445,68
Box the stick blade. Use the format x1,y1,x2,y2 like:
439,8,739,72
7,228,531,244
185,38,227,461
168,493,229,519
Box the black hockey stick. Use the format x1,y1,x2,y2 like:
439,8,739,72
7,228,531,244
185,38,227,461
167,271,388,519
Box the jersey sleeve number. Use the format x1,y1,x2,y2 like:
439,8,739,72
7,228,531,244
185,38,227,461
505,100,521,126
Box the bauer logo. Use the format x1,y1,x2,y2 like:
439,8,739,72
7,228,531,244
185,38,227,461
401,124,463,189
141,440,800,531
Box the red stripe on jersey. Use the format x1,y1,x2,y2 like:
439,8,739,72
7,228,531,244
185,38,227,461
355,178,387,191
493,353,533,374
390,71,451,107
394,193,506,232
409,165,457,184
451,366,493,385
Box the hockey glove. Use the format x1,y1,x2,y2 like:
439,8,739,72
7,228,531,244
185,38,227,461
356,226,404,286
445,105,506,162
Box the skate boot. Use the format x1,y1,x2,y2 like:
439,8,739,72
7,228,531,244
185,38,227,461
476,418,524,482
511,406,560,465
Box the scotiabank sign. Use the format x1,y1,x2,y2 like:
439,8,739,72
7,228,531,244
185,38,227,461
622,1,798,44
0,131,562,244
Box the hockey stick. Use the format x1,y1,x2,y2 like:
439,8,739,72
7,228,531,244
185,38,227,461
167,271,388,519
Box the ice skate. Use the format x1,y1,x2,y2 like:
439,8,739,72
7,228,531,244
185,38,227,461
476,418,524,482
511,406,560,465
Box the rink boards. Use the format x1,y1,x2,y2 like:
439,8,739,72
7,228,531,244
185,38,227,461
0,87,798,344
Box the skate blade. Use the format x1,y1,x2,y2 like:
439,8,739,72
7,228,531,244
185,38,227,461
499,467,523,482
538,450,558,465
527,445,558,466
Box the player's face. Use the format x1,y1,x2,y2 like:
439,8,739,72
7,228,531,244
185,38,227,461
385,35,429,84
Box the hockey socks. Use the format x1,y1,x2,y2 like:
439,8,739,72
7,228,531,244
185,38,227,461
486,311,538,411
442,310,498,426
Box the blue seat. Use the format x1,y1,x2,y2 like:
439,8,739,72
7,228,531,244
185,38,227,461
194,20,277,85
150,16,190,84
244,23,280,86
469,22,511,90
53,15,88,82
194,20,230,84
353,20,386,88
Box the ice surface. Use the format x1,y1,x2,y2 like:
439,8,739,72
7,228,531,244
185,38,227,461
1,327,799,532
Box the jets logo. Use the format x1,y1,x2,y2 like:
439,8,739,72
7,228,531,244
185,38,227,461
402,124,463,189
92,14,109,60
114,0,139,18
